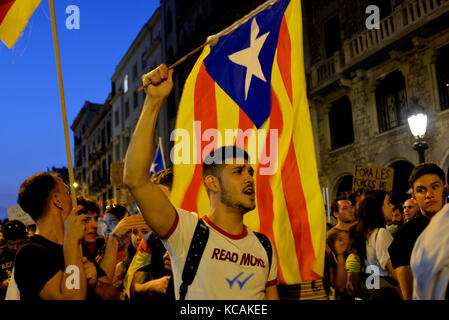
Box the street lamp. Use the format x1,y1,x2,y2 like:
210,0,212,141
407,99,428,163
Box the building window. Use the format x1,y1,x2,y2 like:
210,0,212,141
324,15,341,58
132,63,138,81
124,74,129,93
115,110,119,126
329,96,354,149
106,121,111,146
134,91,138,109
375,70,408,133
142,53,148,72
436,43,449,111
125,100,130,119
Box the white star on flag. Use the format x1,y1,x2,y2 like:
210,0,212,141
150,163,157,173
228,18,269,100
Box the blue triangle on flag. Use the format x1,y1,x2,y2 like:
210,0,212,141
149,141,165,178
203,0,289,128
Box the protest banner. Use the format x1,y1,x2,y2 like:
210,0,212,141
352,164,394,194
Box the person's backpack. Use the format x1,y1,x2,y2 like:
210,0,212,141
178,218,273,300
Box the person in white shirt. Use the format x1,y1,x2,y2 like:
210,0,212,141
123,64,279,300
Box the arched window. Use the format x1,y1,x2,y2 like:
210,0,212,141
389,160,414,205
375,70,408,132
335,175,354,198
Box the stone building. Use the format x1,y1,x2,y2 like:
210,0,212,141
304,0,449,204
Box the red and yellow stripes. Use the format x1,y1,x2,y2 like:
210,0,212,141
0,0,41,48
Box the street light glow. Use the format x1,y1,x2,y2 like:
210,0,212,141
408,113,427,139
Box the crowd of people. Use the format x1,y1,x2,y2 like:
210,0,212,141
325,163,449,300
1,65,448,301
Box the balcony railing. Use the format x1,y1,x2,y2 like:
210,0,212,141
310,0,449,90
310,51,344,89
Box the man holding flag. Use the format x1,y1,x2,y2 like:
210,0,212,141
125,0,326,300
124,64,279,300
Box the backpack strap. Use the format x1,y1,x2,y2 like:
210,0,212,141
179,218,209,300
253,232,273,273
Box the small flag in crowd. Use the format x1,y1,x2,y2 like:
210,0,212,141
170,0,326,285
149,138,166,178
0,0,41,48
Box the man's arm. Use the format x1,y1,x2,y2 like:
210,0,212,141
40,206,88,300
123,65,176,237
396,266,414,300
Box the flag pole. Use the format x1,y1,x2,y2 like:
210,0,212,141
49,0,77,207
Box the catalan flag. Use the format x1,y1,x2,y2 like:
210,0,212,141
170,0,326,285
0,0,41,48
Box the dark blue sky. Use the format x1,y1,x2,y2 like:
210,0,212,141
0,1,159,220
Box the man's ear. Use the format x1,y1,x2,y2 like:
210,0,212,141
204,175,220,193
332,211,338,219
52,193,62,210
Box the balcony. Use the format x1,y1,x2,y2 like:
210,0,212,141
310,0,449,91
310,51,344,91
344,0,449,62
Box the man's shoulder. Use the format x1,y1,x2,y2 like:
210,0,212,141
397,215,429,238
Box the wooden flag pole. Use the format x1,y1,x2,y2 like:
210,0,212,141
136,36,218,93
49,0,77,208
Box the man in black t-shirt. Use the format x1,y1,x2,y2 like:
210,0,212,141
388,163,447,300
14,172,89,300
0,220,27,300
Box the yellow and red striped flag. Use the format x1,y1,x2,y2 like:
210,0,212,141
0,0,41,48
170,0,326,285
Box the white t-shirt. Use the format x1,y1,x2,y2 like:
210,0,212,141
364,228,393,277
411,203,449,300
160,208,278,300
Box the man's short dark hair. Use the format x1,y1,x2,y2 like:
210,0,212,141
331,196,349,214
202,146,250,179
151,167,173,191
408,163,446,188
17,172,59,221
105,204,128,221
76,197,100,215
3,220,27,241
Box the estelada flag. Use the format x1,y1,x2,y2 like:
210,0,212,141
170,0,326,284
0,0,41,48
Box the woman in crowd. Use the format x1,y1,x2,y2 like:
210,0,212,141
112,217,150,299
346,190,401,299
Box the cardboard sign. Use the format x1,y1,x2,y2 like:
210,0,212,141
352,164,394,194
110,161,125,187
7,205,35,226
116,188,133,207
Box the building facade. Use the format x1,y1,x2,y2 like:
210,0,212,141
71,101,103,197
304,0,449,204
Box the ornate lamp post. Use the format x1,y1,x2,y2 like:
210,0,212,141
407,99,428,164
